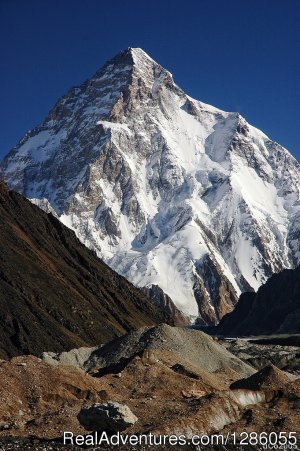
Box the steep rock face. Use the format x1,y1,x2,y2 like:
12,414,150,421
193,254,239,325
1,48,299,322
141,284,188,326
0,182,172,358
217,266,300,335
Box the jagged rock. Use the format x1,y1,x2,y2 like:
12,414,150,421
77,402,138,432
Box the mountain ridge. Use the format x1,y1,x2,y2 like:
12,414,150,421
1,48,299,323
217,265,300,335
0,181,178,358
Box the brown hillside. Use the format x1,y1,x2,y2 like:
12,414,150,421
0,182,174,358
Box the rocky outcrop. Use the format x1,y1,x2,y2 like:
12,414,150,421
0,182,174,359
1,48,299,324
217,266,300,335
77,402,138,432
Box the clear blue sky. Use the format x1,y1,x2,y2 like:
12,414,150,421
0,0,299,161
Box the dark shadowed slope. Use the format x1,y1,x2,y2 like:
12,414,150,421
217,266,300,336
0,182,174,358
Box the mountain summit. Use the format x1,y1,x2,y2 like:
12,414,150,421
1,48,299,323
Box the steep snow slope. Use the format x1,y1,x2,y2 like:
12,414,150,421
1,48,299,323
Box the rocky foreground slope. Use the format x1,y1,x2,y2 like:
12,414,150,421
0,325,299,448
217,265,300,335
1,47,299,324
0,182,178,359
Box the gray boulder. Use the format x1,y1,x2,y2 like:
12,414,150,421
77,402,138,432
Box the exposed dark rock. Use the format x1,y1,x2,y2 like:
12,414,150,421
77,402,138,432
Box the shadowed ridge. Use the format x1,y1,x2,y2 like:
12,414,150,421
217,266,300,335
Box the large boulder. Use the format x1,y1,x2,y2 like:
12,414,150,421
77,402,138,432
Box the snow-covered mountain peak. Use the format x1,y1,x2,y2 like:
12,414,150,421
128,47,156,64
1,49,299,324
91,47,174,93
104,47,155,67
